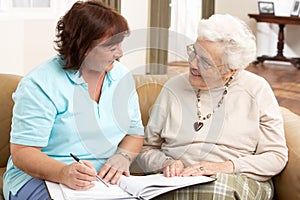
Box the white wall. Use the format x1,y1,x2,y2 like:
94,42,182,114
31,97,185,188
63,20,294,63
0,0,148,75
120,0,148,74
1,0,300,75
215,0,257,33
0,18,57,75
0,0,76,75
0,19,24,75
216,0,300,60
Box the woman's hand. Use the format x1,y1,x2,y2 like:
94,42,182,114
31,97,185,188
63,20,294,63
162,159,185,177
10,144,96,190
60,160,97,190
98,153,131,184
98,135,144,184
180,160,234,177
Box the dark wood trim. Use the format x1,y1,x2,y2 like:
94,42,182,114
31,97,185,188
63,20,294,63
202,0,215,19
147,0,171,74
101,0,121,12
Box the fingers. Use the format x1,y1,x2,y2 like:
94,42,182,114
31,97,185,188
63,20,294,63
163,165,171,177
98,163,130,184
163,160,184,177
81,160,96,170
164,164,178,177
62,162,97,190
100,164,118,183
70,178,95,190
77,161,97,176
98,163,110,179
180,161,230,176
180,162,219,177
180,165,206,177
109,170,123,185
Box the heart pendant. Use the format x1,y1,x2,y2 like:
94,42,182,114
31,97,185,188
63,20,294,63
194,121,203,131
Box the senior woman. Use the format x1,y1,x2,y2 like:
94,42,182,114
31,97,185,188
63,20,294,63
137,14,288,199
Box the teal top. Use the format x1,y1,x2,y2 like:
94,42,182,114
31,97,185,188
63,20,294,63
3,56,144,199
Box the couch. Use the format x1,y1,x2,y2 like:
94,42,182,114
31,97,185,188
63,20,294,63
1,73,300,200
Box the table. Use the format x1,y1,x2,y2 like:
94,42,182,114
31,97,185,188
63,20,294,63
248,14,300,69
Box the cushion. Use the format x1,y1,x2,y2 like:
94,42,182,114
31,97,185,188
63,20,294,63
0,74,22,168
273,107,300,200
0,167,6,200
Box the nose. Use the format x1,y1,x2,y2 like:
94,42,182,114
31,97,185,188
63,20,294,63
188,57,198,69
114,44,123,59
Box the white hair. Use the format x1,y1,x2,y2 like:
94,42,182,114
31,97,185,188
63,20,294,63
197,14,256,70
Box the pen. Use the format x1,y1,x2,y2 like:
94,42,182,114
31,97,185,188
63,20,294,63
70,153,109,187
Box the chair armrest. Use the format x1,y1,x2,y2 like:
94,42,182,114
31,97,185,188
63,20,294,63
273,107,300,200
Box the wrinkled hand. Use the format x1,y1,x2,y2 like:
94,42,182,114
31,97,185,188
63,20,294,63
60,160,97,190
98,153,131,184
180,160,234,177
162,159,185,177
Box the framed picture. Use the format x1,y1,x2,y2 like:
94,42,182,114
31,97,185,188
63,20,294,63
258,1,275,15
290,0,300,16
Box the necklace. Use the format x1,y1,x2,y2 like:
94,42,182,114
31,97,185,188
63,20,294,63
194,76,233,132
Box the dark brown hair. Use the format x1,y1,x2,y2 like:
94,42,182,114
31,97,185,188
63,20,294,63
55,0,129,70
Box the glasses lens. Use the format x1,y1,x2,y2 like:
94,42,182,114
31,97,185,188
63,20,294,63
186,44,196,62
198,57,214,69
187,43,221,71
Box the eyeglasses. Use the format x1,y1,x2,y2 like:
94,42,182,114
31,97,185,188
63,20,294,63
186,44,197,62
187,44,215,69
186,44,224,70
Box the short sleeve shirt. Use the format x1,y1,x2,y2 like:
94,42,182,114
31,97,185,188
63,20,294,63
3,56,144,199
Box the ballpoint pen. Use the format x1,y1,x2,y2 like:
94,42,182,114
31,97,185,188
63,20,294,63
70,153,109,187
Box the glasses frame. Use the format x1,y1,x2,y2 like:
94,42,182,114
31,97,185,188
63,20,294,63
186,44,225,70
186,43,233,76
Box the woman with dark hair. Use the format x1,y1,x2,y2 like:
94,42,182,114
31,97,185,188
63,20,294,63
3,1,144,199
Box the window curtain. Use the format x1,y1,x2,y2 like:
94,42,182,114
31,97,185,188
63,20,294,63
101,0,121,12
147,0,171,74
202,0,214,19
168,0,201,64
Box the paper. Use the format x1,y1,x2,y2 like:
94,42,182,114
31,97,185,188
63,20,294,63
46,174,216,200
59,182,133,200
119,174,216,199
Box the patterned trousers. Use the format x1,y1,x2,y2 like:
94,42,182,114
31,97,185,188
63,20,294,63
153,173,273,200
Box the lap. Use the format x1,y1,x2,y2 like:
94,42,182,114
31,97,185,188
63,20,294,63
153,173,273,200
10,178,50,200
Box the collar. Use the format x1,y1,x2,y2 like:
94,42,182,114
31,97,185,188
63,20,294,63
106,61,118,81
65,70,85,85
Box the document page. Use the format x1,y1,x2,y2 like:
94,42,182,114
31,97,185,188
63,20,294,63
46,180,135,200
46,174,216,200
118,174,216,199
59,181,135,200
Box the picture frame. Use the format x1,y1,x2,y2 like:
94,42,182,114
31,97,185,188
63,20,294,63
290,0,300,16
258,1,275,15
